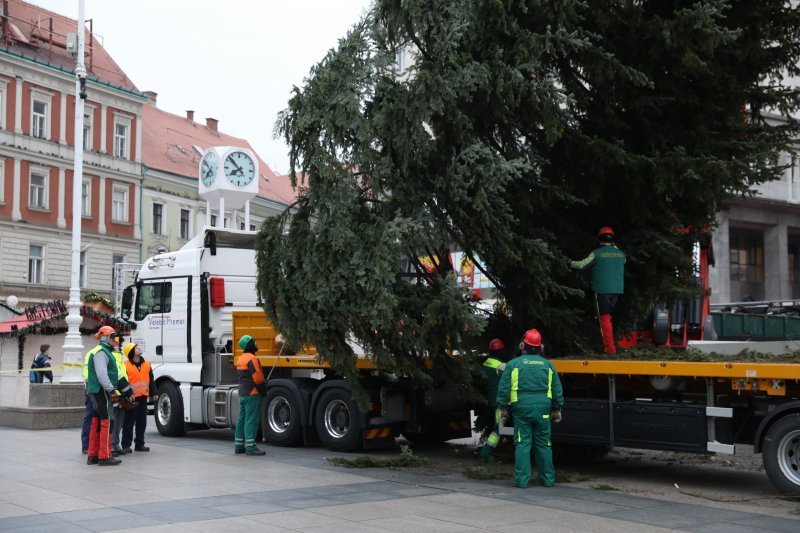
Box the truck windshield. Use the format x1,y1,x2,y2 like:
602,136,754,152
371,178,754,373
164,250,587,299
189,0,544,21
135,282,172,320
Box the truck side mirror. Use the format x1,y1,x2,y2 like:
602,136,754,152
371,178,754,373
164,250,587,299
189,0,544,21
121,286,133,320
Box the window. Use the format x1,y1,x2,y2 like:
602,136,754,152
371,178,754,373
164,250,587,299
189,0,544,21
134,281,172,320
112,186,128,222
81,179,91,216
28,169,48,209
152,203,164,234
223,216,229,229
83,109,93,150
239,222,245,231
79,250,87,288
0,159,5,203
0,81,6,130
32,98,48,139
210,214,217,227
789,153,800,202
250,224,256,231
180,208,191,240
729,230,765,301
28,244,44,284
114,117,130,158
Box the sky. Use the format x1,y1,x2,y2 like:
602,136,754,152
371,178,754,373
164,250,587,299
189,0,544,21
28,0,373,174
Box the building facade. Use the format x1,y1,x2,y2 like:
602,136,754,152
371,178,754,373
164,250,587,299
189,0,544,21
139,97,298,260
0,0,144,308
710,139,800,303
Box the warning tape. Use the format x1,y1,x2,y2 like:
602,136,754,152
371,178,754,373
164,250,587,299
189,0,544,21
0,365,72,373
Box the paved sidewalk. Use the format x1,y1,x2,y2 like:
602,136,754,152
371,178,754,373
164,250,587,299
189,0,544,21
1,426,798,532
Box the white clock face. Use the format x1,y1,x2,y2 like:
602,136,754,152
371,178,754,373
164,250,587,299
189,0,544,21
200,151,218,186
224,151,256,187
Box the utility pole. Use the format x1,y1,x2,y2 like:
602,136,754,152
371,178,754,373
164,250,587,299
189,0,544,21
61,0,88,383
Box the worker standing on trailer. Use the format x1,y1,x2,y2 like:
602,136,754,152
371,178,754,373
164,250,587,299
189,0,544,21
235,335,268,456
479,338,510,461
497,328,563,488
569,226,626,354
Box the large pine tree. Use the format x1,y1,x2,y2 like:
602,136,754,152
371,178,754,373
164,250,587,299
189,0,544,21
256,0,800,395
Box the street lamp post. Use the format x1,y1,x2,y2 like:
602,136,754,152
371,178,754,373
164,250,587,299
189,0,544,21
61,0,88,383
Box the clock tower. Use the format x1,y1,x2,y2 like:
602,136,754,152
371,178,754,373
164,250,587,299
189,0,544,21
198,146,259,229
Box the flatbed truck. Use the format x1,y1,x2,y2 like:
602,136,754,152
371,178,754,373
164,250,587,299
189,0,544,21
500,358,800,495
119,228,472,453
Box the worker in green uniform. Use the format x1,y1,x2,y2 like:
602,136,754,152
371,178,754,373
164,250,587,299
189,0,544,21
479,338,510,461
497,328,563,488
570,226,626,354
235,335,268,456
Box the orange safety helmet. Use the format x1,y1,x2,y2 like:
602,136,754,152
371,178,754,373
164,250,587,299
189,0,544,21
597,226,615,239
488,338,506,351
523,328,542,347
95,325,116,340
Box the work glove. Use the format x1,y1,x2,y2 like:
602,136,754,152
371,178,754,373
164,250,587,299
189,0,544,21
110,390,122,404
551,410,562,423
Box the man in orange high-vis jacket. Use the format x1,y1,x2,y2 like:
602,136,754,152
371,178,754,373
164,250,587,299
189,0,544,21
121,343,156,453
235,335,268,456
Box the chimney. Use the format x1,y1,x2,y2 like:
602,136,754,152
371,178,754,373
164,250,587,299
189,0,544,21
143,90,157,106
186,110,194,122
205,117,218,133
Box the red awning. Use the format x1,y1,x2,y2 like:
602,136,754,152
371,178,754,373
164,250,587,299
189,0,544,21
0,314,50,334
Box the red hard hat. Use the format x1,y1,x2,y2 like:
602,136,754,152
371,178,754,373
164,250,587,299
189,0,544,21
95,325,116,340
523,328,542,347
488,338,505,351
597,226,615,238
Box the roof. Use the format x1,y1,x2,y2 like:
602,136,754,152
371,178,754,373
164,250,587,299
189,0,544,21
141,103,299,206
1,0,140,93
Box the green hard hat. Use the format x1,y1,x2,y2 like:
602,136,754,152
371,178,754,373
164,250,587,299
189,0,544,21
238,335,254,350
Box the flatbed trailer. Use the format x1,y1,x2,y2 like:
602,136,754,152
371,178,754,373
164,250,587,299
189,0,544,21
121,228,472,453
218,310,472,452
501,358,800,495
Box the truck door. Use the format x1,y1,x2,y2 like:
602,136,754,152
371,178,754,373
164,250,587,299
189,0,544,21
134,278,191,363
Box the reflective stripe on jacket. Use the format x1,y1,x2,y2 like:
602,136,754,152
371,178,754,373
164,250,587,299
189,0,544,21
113,351,128,381
236,352,267,396
82,345,103,382
124,358,153,397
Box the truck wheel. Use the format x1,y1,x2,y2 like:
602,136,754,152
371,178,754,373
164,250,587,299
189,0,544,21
155,381,185,437
315,388,362,452
263,387,302,446
762,413,800,496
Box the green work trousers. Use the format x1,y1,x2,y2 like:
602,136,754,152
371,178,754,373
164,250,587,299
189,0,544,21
511,400,554,487
235,394,262,452
479,408,501,459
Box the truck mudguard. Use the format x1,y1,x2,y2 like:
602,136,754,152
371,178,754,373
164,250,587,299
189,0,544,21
753,399,800,453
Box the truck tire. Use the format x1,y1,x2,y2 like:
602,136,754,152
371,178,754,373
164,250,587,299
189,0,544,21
155,381,185,437
762,413,800,496
314,388,362,452
262,387,302,446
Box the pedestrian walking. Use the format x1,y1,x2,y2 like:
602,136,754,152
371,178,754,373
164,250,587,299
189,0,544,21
29,344,53,383
496,328,563,488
